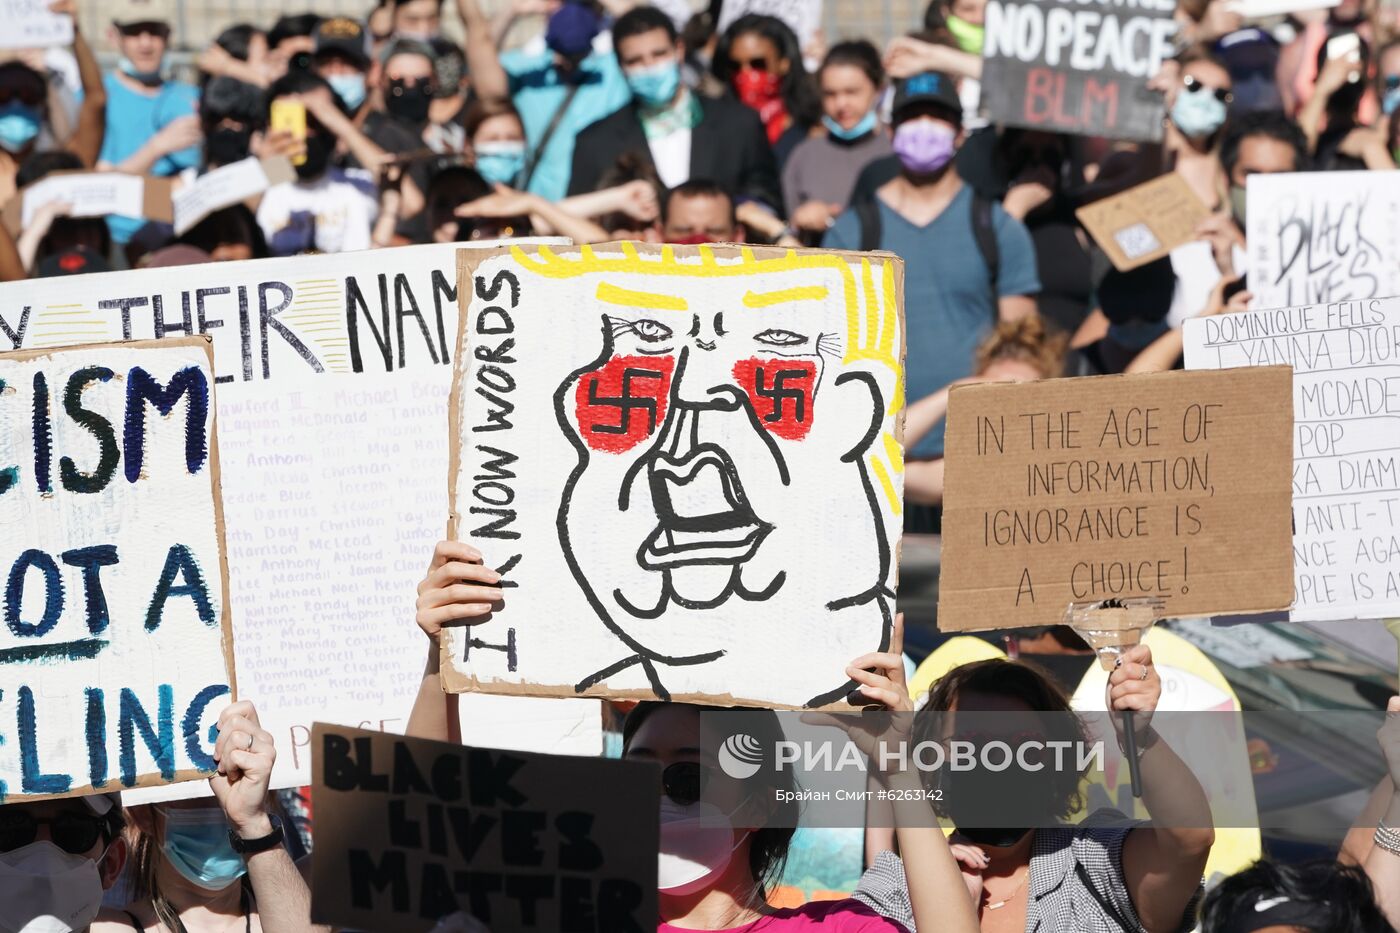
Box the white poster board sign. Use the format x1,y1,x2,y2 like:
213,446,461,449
0,241,567,796
20,174,146,229
1246,172,1400,308
173,157,295,236
443,243,906,708
0,337,233,800
1184,297,1400,621
0,0,72,49
717,0,821,48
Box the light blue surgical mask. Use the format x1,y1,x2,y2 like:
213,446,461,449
327,72,367,111
474,140,526,186
159,806,247,892
0,104,41,154
1170,85,1227,139
823,109,877,141
627,59,681,107
1384,84,1400,116
118,55,166,85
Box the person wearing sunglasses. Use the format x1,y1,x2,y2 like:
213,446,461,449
0,0,105,208
1163,46,1234,213
99,0,201,251
711,14,821,168
0,792,135,932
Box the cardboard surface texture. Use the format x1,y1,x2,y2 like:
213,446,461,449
1184,297,1400,622
1076,173,1210,271
939,367,1294,631
5,172,174,235
0,336,235,800
309,724,659,932
444,242,906,708
981,0,1178,142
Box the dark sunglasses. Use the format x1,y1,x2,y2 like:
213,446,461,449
0,809,106,855
1183,74,1233,104
0,84,44,107
729,58,769,72
1385,74,1400,91
117,22,171,40
661,761,715,806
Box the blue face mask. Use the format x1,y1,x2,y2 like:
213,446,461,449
0,104,41,154
474,140,526,186
1170,85,1227,139
159,806,246,891
118,55,166,85
627,59,680,107
327,73,367,111
1384,84,1400,116
823,109,877,141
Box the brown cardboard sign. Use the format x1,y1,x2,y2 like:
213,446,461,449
0,336,236,800
939,367,1294,632
309,724,659,932
1076,173,1210,272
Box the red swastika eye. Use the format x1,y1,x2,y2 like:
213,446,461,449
733,357,817,441
574,355,675,453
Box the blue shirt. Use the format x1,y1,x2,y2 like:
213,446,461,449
99,73,200,243
501,45,629,202
824,185,1040,457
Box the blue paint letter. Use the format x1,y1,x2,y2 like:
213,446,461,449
118,685,174,785
182,684,229,770
61,546,118,635
85,688,107,788
5,549,64,638
19,685,72,794
123,366,209,483
146,544,214,631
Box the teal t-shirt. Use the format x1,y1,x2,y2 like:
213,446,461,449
502,44,629,202
98,72,200,244
824,186,1040,457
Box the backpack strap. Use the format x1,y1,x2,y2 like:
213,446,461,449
1075,860,1138,931
855,198,883,253
971,193,1001,318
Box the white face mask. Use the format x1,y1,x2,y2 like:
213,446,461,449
0,841,104,933
657,798,747,896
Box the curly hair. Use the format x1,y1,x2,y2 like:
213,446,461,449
1199,859,1396,933
974,315,1068,380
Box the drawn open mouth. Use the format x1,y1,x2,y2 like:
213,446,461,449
640,443,771,569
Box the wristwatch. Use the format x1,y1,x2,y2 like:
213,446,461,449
228,815,285,856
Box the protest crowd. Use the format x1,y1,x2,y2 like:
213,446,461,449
3,0,1400,930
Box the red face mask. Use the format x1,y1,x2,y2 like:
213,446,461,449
667,233,715,245
732,68,787,144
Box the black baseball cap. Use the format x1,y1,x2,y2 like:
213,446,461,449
314,17,371,69
892,71,962,122
37,246,110,278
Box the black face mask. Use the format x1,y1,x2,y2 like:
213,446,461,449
206,126,251,166
296,133,334,179
386,79,433,124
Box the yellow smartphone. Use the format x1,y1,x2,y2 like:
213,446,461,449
270,99,307,166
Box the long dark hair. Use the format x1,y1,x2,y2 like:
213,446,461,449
623,702,798,903
1199,860,1396,932
712,14,820,127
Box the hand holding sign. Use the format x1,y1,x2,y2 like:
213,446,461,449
211,700,277,838
415,540,505,640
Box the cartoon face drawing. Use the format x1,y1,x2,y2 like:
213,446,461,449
519,244,904,706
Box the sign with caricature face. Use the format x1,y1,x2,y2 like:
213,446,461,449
442,243,906,708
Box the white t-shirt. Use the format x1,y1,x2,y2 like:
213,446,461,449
1167,239,1248,327
256,168,378,256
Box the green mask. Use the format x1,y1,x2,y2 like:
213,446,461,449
1229,184,1247,228
946,14,985,55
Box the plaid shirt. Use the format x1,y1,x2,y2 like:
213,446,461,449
851,810,1203,932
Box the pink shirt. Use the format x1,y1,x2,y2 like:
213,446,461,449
659,899,910,932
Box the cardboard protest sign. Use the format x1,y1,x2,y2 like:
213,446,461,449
1246,171,1400,308
0,241,566,797
0,336,233,800
1076,173,1210,271
1185,298,1400,621
310,723,658,932
981,0,1178,142
939,368,1294,631
0,0,72,48
4,173,174,235
717,0,821,49
443,242,905,708
173,157,296,236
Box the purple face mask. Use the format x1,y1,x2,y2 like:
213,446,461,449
893,119,957,175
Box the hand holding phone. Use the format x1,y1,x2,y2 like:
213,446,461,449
270,100,308,167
